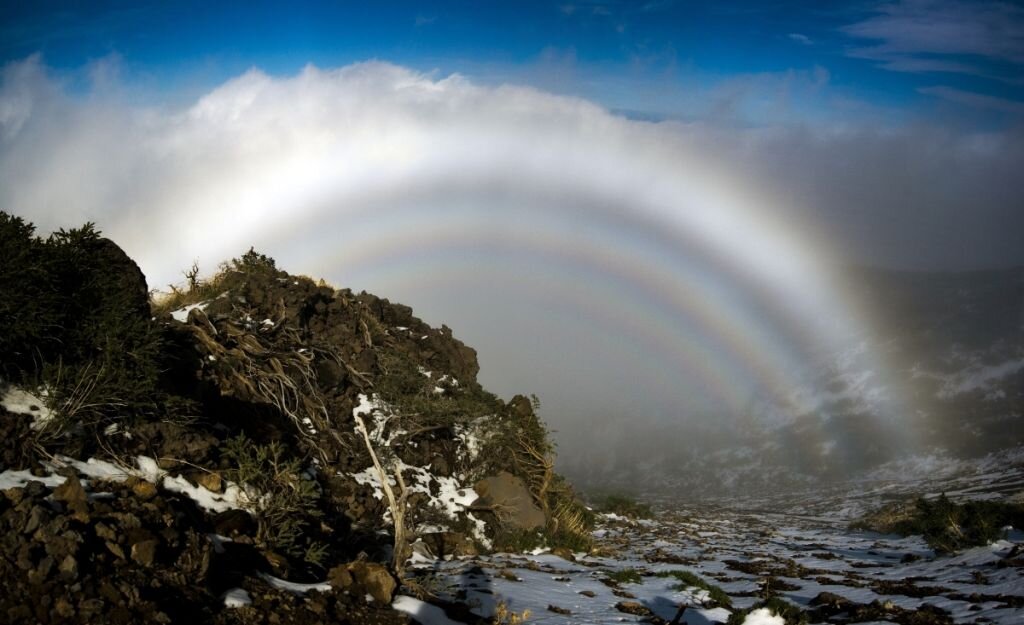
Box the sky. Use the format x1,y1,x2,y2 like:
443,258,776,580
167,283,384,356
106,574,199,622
1,1,1022,470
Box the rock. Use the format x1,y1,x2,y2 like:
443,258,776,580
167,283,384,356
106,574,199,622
328,565,354,588
91,237,151,317
213,508,256,536
22,505,45,534
615,601,653,617
188,471,223,493
128,478,158,500
106,541,126,559
551,546,576,561
95,522,118,542
23,480,47,498
131,539,159,566
348,561,397,603
54,597,75,619
473,472,546,530
315,358,345,388
58,554,78,580
421,531,478,558
53,475,90,522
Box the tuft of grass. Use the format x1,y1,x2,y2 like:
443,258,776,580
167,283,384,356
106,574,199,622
726,598,808,625
853,494,1024,554
655,570,732,608
150,247,279,317
597,493,653,519
605,568,643,584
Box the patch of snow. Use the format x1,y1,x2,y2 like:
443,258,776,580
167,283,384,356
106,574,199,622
50,456,133,481
392,595,466,625
258,572,331,594
162,473,245,513
170,300,211,322
0,469,64,490
1,387,54,430
208,533,234,554
222,588,252,608
743,607,785,625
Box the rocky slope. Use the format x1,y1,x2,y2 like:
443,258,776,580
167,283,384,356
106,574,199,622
0,212,589,624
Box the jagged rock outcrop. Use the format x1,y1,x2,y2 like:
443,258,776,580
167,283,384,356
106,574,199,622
0,213,589,624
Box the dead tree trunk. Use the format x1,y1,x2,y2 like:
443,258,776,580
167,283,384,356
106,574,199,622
354,413,410,578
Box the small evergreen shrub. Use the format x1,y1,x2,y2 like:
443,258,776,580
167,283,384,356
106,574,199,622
223,434,324,562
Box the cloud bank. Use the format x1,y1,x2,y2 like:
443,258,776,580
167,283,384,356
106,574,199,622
1,55,1022,466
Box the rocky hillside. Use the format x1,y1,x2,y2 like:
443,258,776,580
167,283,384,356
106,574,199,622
0,212,590,624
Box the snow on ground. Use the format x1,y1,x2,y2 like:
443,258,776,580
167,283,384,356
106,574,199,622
222,588,253,608
401,460,1024,625
392,596,466,625
0,453,248,515
1,386,54,429
258,572,331,594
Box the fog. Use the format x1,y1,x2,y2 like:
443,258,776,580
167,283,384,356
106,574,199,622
2,56,1022,480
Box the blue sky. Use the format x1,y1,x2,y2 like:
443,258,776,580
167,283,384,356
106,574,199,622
3,1,1023,126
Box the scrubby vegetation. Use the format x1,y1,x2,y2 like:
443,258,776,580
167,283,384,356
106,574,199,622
1,213,190,444
0,210,594,622
222,435,325,564
853,494,1024,553
604,567,643,584
596,493,653,519
727,597,809,625
654,570,731,608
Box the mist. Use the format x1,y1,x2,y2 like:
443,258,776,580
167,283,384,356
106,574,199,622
2,55,1022,484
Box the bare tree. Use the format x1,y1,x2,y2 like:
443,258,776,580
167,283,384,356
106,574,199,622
353,410,411,578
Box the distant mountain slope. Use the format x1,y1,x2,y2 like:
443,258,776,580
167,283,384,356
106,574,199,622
564,265,1024,495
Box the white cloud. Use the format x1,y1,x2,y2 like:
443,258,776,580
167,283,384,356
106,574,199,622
841,0,1024,78
0,57,1021,454
919,84,1024,114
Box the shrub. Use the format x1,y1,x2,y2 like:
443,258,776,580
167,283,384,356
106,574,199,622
150,247,279,317
654,570,732,608
853,494,1024,553
0,213,61,380
598,494,653,519
902,495,1022,553
223,434,324,562
0,212,182,437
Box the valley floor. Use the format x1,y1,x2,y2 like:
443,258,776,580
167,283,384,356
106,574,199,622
407,510,1022,625
405,461,1024,625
